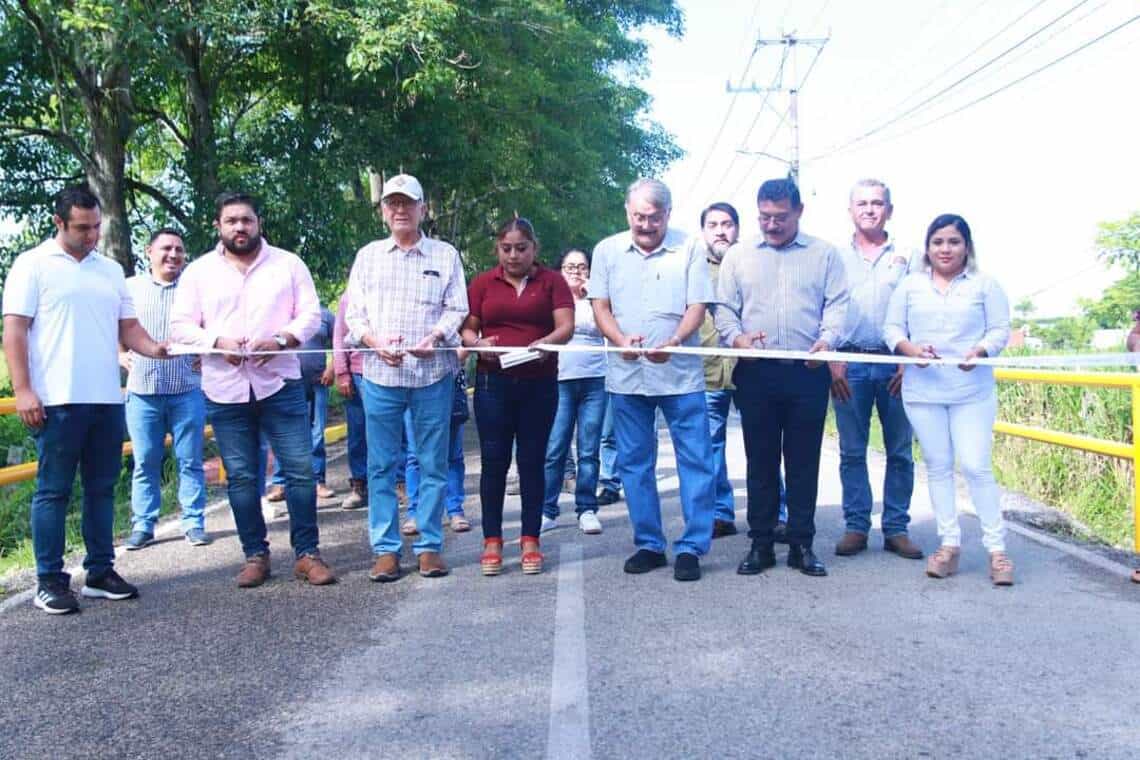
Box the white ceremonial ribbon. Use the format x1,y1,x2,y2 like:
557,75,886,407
168,343,1140,370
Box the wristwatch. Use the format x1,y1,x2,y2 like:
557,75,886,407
274,334,288,349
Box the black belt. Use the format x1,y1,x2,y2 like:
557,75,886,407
837,345,891,355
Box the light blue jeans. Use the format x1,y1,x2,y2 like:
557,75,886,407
598,396,622,494
610,391,716,556
832,362,914,536
404,410,466,518
705,389,736,523
125,390,207,533
543,377,606,518
361,375,452,556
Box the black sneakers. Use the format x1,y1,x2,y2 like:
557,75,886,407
34,581,80,615
81,569,139,601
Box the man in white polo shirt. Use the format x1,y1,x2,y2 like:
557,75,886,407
2,186,170,615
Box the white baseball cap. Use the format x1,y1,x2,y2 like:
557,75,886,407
381,174,424,202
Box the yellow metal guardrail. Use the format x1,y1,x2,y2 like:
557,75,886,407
993,368,1139,553
0,394,347,487
3,371,1137,550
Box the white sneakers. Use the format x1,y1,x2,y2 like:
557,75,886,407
578,511,603,534
542,511,603,534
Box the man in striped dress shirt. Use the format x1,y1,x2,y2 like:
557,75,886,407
121,228,210,550
717,178,850,579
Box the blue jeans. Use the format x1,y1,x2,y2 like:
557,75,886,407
474,373,558,539
361,374,451,556
543,377,607,519
30,404,125,584
405,410,466,517
125,390,206,533
598,396,622,494
610,391,716,556
345,373,368,480
833,361,915,536
206,381,319,559
705,389,736,523
271,382,329,485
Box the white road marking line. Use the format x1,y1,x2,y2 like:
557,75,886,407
547,543,591,760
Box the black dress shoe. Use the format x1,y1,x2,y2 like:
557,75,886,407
623,549,668,574
787,544,827,576
674,553,701,581
773,521,788,544
712,520,738,539
597,488,622,506
736,544,776,575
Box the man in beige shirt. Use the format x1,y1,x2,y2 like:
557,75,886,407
698,203,740,538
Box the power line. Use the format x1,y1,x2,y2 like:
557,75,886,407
687,0,766,192
810,11,1139,163
897,13,1139,138
725,38,827,199
815,0,1095,162
877,0,1050,123
704,47,789,199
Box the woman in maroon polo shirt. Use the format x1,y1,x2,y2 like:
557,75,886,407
461,217,574,576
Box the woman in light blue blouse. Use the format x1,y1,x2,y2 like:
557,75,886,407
883,214,1014,586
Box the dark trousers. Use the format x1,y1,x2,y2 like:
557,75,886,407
473,373,558,539
733,360,830,547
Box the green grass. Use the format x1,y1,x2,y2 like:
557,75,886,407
825,383,1134,549
0,455,182,591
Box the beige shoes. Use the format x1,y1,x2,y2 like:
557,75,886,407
925,545,960,578
989,552,1015,586
925,546,1015,586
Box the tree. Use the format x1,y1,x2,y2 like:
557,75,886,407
0,0,158,273
1097,210,1140,271
1,0,683,284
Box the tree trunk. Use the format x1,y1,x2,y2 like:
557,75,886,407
80,60,135,275
178,28,219,254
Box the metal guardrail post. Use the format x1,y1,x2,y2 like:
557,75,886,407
1133,380,1140,554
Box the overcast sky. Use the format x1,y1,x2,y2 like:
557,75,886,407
639,0,1139,318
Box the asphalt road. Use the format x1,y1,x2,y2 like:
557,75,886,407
1,417,1138,759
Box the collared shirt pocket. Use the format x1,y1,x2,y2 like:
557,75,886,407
647,255,688,318
416,269,445,306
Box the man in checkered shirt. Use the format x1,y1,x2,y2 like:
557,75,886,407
345,174,469,582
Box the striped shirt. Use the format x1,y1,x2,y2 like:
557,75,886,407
123,275,197,395
715,231,849,352
345,235,468,388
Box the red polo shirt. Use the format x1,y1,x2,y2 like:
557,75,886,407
467,264,574,378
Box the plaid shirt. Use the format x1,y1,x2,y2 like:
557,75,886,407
345,235,468,388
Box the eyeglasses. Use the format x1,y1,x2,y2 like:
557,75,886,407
561,264,589,273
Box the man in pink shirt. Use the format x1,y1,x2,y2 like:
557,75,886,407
333,290,368,510
171,192,336,589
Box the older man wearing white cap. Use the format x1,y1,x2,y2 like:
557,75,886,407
345,174,469,582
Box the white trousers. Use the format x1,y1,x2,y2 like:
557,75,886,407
903,395,1006,553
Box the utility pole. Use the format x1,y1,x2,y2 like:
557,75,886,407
727,33,828,184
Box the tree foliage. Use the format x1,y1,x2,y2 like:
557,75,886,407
1096,210,1140,271
0,0,682,282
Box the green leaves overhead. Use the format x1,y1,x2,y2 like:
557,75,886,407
0,0,682,282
